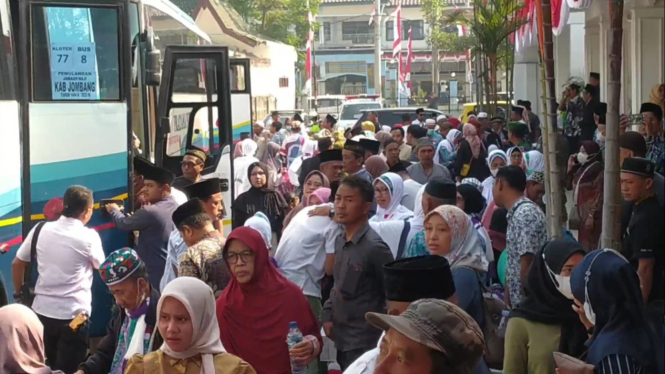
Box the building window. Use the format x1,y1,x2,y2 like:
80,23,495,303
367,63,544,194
324,22,331,42
342,21,372,44
403,20,424,40
386,21,394,41
279,77,289,88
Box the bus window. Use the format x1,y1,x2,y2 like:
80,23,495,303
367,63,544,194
172,58,217,103
31,6,120,101
230,63,245,92
0,0,16,100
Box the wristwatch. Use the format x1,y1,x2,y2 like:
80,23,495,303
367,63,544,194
328,207,335,219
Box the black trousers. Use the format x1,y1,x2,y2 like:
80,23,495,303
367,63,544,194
37,314,89,374
337,347,372,371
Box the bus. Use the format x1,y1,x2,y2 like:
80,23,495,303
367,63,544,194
0,0,249,336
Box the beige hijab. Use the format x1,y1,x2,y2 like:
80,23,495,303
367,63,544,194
158,277,226,374
0,304,53,374
648,84,665,117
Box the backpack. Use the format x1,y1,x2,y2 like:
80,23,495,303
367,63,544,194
480,284,507,370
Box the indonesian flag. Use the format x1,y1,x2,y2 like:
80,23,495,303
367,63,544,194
390,0,402,67
405,27,413,88
304,11,315,94
369,6,376,25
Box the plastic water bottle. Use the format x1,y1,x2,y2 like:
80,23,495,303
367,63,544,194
286,321,307,374
498,310,511,338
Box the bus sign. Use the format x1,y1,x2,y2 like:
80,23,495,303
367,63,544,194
50,42,100,100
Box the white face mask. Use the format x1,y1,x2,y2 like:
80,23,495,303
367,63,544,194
546,263,575,300
584,302,596,325
577,152,588,164
490,168,499,177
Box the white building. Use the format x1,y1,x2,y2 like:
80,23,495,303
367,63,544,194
513,0,664,118
315,0,470,103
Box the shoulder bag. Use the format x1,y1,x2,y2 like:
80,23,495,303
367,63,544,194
20,221,46,307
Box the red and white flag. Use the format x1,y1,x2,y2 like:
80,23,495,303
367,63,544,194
368,6,376,25
390,0,402,81
405,27,413,88
304,11,315,94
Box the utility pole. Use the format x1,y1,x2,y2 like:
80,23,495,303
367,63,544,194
374,0,383,98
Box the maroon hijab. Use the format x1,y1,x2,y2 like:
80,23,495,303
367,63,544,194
216,227,322,374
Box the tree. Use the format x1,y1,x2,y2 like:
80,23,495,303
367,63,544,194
601,0,624,249
539,0,564,237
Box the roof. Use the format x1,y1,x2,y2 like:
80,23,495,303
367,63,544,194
321,0,467,5
169,0,198,16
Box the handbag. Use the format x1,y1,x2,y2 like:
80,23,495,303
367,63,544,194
20,221,46,307
553,352,595,374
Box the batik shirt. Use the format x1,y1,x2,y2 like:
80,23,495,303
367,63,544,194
646,134,665,175
178,235,230,298
564,97,584,137
505,197,548,307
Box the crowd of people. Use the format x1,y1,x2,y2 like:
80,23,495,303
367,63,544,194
1,80,663,374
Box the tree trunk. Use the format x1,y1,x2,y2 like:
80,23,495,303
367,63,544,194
540,0,564,237
489,53,499,115
483,55,492,111
601,0,624,250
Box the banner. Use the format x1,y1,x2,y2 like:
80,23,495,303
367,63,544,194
50,43,100,100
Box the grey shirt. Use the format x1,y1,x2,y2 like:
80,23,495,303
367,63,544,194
109,195,179,288
322,222,394,351
407,162,452,185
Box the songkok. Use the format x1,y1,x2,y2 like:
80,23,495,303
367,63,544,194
359,138,381,155
99,248,143,286
590,72,600,80
133,157,153,176
172,198,206,228
477,112,488,119
619,132,647,155
183,178,221,200
185,146,207,163
640,102,663,120
621,157,655,178
528,171,546,184
326,114,338,125
320,149,343,164
511,105,525,116
344,139,364,154
142,164,175,185
415,137,434,151
507,121,528,133
293,113,304,122
383,256,455,302
594,102,607,116
425,177,457,200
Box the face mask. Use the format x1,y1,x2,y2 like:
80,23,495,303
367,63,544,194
286,126,292,131
584,302,596,325
545,262,574,300
577,153,588,164
490,168,499,177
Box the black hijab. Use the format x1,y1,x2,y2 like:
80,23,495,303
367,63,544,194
511,239,588,357
457,184,486,215
234,162,288,230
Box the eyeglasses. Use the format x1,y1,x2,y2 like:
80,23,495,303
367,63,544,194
225,250,254,265
181,161,202,168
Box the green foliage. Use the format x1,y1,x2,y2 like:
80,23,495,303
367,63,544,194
227,0,321,52
421,0,470,53
467,0,525,56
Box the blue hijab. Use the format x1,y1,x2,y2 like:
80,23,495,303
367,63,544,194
571,249,663,373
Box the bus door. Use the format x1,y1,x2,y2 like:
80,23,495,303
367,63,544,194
154,45,233,234
17,0,133,336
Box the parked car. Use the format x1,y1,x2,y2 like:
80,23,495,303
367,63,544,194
262,110,311,127
336,101,383,129
350,108,447,130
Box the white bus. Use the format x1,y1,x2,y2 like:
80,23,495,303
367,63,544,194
0,0,250,334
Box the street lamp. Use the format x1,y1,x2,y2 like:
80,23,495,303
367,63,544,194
451,72,456,78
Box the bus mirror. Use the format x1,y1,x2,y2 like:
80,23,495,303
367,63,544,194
145,49,162,86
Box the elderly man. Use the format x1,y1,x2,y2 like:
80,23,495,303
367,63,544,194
407,138,451,184
172,147,207,190
366,299,485,374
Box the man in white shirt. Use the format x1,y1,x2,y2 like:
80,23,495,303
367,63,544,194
12,185,106,374
343,255,456,374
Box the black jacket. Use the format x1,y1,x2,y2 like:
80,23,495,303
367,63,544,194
79,287,163,374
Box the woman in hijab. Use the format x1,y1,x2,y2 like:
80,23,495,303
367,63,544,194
455,124,490,181
457,184,493,263
261,142,283,187
524,150,545,180
481,149,508,206
565,140,603,251
571,249,663,374
364,155,389,179
232,162,288,238
507,146,524,167
370,172,413,222
0,304,61,374
244,212,273,252
375,131,393,156
217,227,322,374
233,139,259,198
435,129,460,170
648,83,664,118
503,239,588,374
125,277,254,374
282,170,330,230
424,205,491,374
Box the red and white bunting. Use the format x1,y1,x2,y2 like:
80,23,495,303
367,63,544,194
390,0,403,82
405,27,413,88
304,10,315,95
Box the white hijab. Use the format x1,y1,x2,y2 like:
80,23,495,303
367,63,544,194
371,173,413,222
158,277,226,374
244,212,272,250
425,205,489,272
233,139,260,198
481,149,508,204
524,150,545,179
302,140,318,160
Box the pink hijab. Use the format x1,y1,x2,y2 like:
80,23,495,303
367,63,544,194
307,187,331,206
463,123,483,159
0,304,55,374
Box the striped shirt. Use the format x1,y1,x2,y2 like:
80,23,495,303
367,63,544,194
596,354,646,374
